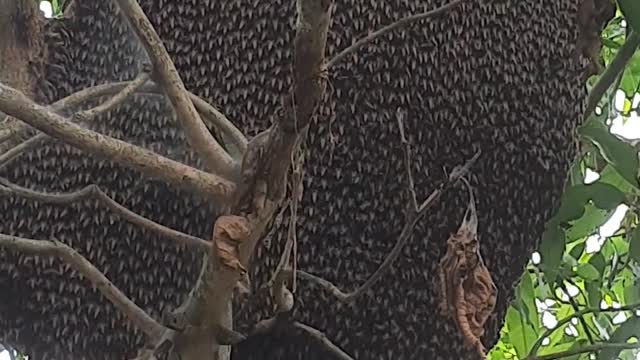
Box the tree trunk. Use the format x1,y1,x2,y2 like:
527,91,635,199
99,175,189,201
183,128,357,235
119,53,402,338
0,0,45,152
0,1,592,359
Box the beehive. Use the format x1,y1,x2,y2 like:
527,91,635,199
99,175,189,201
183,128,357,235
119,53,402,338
0,1,592,359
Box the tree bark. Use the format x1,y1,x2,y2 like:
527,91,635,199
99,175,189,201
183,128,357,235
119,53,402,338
0,0,43,96
0,0,45,151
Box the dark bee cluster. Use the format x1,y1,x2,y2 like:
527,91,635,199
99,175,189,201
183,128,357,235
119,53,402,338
0,1,593,359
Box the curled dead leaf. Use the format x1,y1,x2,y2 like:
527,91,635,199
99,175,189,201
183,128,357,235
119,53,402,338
212,215,251,273
437,178,497,357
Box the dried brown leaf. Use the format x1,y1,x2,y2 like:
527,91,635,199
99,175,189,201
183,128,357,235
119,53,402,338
213,215,251,273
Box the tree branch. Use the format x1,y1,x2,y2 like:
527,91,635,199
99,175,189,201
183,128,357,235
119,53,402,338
162,1,333,358
113,0,236,177
188,92,247,157
248,318,353,360
0,83,235,200
325,0,464,69
292,322,354,360
558,282,595,345
583,31,640,119
0,132,46,169
0,234,166,342
1,80,247,165
529,343,640,360
0,179,210,251
74,71,150,121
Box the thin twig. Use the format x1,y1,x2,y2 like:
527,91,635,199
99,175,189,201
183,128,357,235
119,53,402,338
583,31,640,119
527,302,640,357
396,108,419,211
529,342,640,360
292,322,354,360
0,83,235,200
558,282,595,345
325,0,464,69
270,139,305,296
292,151,481,303
0,179,210,251
0,234,166,341
0,133,47,169
113,0,236,177
74,72,150,121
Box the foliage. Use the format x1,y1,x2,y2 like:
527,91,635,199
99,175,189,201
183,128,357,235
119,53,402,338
49,0,63,16
38,1,63,18
489,2,640,360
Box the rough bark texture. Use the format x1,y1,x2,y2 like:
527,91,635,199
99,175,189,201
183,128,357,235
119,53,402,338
0,1,592,359
0,0,45,151
0,0,44,96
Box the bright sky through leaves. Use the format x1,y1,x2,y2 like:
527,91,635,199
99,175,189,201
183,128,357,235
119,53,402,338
39,1,52,18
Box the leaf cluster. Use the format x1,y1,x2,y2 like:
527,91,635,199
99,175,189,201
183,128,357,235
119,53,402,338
490,3,640,359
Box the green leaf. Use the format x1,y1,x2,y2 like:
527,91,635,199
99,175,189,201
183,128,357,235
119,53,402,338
596,316,640,360
624,281,640,305
540,223,566,283
628,226,640,263
487,349,507,360
599,165,636,194
563,253,579,268
589,183,626,210
612,235,630,255
517,271,540,330
543,305,575,349
576,263,601,281
586,280,603,307
569,241,586,259
589,253,607,275
578,116,640,189
602,37,623,49
566,205,613,242
505,306,537,358
618,0,640,33
555,182,624,227
620,65,640,98
556,186,590,223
